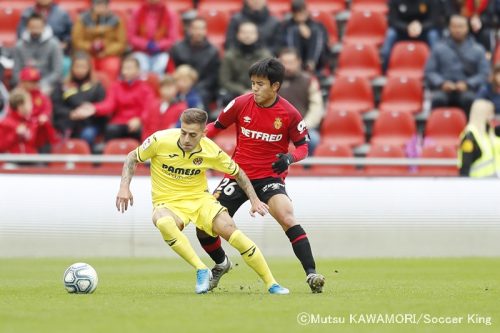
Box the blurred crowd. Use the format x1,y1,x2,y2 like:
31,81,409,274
0,0,500,177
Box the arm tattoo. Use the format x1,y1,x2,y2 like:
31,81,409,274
120,150,138,188
234,169,259,202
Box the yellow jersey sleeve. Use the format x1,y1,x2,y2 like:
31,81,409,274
136,134,158,162
212,148,240,176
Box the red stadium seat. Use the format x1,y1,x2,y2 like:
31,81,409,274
50,139,92,169
364,144,409,176
424,108,467,148
328,76,374,114
0,8,22,47
308,0,346,15
198,0,242,14
320,110,365,147
350,0,389,14
418,145,458,176
343,10,387,47
378,77,423,114
309,143,357,176
198,9,230,53
386,41,430,80
371,110,416,147
335,43,382,80
0,0,32,10
166,0,195,13
94,71,112,90
101,138,140,171
310,11,338,46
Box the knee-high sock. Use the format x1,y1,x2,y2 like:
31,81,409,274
156,217,207,270
285,225,316,275
228,230,276,289
197,231,226,265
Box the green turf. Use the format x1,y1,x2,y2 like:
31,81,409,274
0,258,498,333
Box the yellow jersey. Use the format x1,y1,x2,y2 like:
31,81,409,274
136,129,239,204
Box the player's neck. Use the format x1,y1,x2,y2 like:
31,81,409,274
256,95,278,108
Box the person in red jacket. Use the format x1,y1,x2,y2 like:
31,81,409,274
0,88,38,154
74,55,155,141
142,75,187,140
128,0,179,76
17,66,59,150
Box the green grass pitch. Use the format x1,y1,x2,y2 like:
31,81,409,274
1,258,499,333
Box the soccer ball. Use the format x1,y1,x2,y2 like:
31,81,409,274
63,263,98,294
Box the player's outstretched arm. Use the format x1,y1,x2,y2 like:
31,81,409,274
116,150,138,213
234,169,269,217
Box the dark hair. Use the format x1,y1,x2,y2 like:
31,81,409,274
9,88,29,110
248,57,285,87
237,20,257,33
291,0,306,13
181,108,208,126
27,12,45,24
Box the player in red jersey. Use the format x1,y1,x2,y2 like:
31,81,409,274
197,58,325,293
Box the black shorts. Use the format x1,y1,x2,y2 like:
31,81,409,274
213,177,289,217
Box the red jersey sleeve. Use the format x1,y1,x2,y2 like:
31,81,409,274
216,97,241,128
288,108,309,145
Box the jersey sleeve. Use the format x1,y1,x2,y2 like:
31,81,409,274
289,108,309,145
136,133,158,162
216,97,240,128
211,147,240,176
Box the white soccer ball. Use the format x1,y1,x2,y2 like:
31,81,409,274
63,262,98,294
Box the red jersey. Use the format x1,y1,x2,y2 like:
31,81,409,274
211,93,309,179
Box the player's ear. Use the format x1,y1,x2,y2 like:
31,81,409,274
272,81,280,92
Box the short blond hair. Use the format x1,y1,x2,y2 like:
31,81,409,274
180,108,208,126
173,64,198,82
9,88,30,110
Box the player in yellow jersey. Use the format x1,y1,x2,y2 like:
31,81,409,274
115,108,289,295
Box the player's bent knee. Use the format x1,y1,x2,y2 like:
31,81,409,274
156,216,183,231
278,214,297,230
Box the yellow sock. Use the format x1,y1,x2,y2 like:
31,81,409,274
156,216,207,270
228,230,276,289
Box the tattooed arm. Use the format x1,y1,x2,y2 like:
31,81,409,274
116,150,139,213
234,168,269,217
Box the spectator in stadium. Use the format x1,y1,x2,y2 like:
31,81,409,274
74,56,154,142
458,99,496,177
170,17,220,110
116,108,288,295
72,0,127,80
173,65,204,110
141,75,187,140
17,0,73,76
278,48,323,154
278,0,331,73
12,13,63,95
424,15,490,117
51,51,106,149
128,0,179,76
17,67,59,151
381,0,440,71
196,58,325,293
219,21,272,105
476,63,500,117
0,88,38,154
0,81,7,119
224,0,280,52
444,0,498,54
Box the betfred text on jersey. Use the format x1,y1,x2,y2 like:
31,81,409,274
162,164,201,176
240,126,283,142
